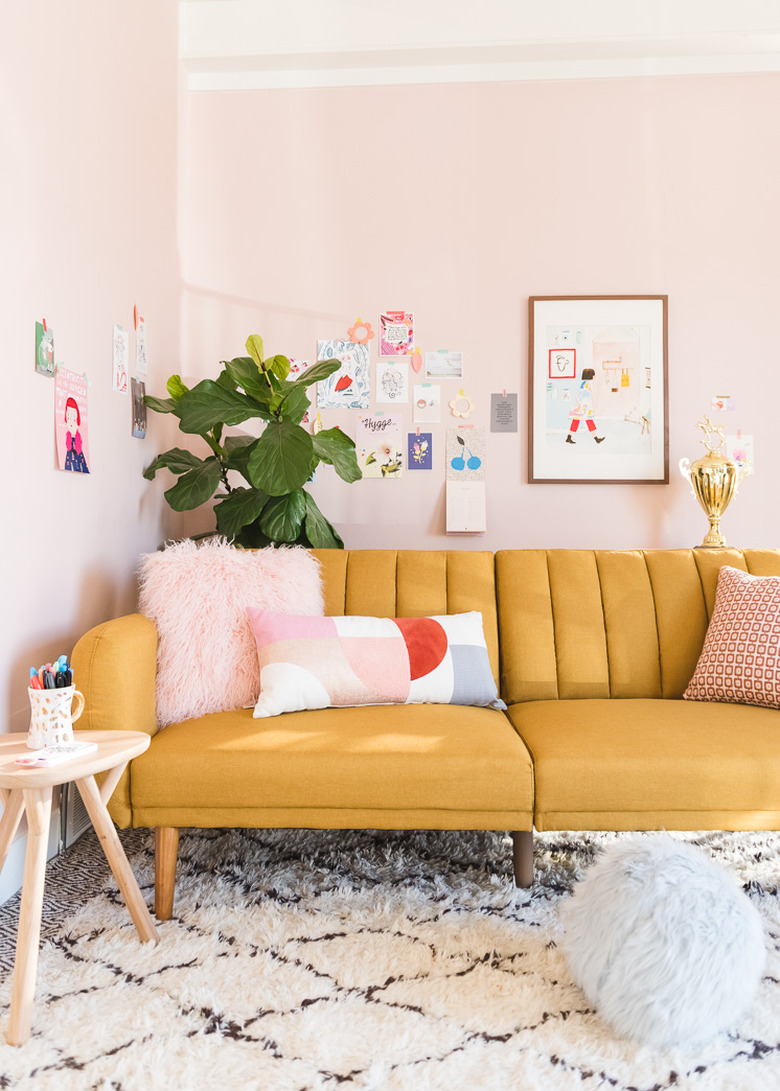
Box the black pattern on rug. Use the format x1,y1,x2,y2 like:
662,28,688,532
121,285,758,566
0,827,778,1090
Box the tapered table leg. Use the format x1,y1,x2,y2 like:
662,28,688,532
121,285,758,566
7,787,52,1046
75,775,158,945
0,791,25,875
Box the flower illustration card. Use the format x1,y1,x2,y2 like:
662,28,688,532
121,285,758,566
407,432,432,470
35,322,55,376
376,358,409,403
357,413,403,478
317,340,370,409
380,311,414,356
413,383,441,422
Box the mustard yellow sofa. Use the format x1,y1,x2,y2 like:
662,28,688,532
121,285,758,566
72,547,780,920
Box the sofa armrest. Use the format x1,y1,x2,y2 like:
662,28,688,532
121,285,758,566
72,613,159,738
70,613,159,828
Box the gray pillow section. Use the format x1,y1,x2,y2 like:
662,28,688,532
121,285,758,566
449,644,506,710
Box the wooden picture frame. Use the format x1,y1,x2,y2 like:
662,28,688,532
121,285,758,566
528,295,668,484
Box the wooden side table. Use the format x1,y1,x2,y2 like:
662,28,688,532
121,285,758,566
0,730,159,1045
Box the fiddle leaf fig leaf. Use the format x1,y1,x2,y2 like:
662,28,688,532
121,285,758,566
290,357,341,388
214,486,269,539
247,421,315,496
163,458,222,511
263,354,292,381
143,447,205,481
177,380,259,434
259,490,307,543
246,334,264,368
166,374,189,401
273,382,310,425
312,427,362,483
143,395,180,416
224,356,273,409
303,492,344,548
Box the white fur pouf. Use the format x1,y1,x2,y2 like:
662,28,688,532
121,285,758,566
559,835,766,1050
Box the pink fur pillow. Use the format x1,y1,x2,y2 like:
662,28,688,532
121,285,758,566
138,538,324,726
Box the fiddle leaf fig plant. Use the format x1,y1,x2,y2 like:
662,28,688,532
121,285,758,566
143,335,361,548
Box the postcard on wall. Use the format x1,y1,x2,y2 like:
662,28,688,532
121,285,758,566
357,412,403,478
55,367,91,474
35,322,55,377
131,377,147,438
727,433,754,473
490,392,518,432
376,358,409,404
135,315,148,377
317,340,370,409
425,349,463,379
380,311,414,356
413,383,441,423
407,432,432,470
446,426,485,482
112,324,129,394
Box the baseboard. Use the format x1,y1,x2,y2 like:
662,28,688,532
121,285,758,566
0,807,61,906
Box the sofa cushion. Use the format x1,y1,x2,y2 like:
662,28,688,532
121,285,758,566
247,610,505,717
684,565,780,710
129,703,533,829
506,698,780,829
138,538,323,726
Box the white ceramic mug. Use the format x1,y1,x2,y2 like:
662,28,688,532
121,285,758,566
27,685,85,750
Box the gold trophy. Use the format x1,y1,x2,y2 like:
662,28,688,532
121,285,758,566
679,417,750,549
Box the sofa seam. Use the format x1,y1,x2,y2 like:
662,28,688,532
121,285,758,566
643,551,665,699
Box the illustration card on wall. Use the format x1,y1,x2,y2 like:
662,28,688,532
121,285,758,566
135,315,148,377
413,383,441,423
317,340,370,409
380,311,414,356
425,350,463,379
357,413,403,478
35,322,55,377
490,392,518,433
408,432,432,470
131,377,147,438
529,296,668,484
376,358,409,404
446,427,486,533
727,433,754,473
55,367,90,474
112,324,129,394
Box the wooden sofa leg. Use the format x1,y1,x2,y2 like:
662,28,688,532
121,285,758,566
154,827,179,921
511,830,534,888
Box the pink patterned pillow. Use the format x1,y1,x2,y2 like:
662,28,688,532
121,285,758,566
247,609,505,717
138,538,324,725
684,565,780,709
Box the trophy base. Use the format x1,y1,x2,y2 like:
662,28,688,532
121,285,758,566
694,544,729,550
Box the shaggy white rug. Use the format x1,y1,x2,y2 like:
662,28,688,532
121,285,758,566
0,827,778,1090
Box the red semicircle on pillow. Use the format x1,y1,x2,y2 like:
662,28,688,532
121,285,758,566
393,617,448,680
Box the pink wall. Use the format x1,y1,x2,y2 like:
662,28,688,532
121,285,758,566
180,74,779,551
3,0,182,732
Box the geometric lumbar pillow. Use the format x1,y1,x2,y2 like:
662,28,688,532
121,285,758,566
559,835,766,1049
685,565,780,709
247,609,506,717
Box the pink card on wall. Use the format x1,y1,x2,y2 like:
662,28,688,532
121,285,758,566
380,311,414,356
55,367,91,474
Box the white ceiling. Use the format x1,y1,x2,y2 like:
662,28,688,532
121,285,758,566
181,0,780,90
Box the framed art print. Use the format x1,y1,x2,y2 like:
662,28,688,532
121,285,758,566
528,295,668,484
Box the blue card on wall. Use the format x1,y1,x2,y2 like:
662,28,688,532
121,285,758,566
408,432,432,470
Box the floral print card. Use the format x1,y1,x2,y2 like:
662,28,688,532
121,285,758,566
380,311,414,356
357,413,403,478
408,432,432,470
317,340,370,409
